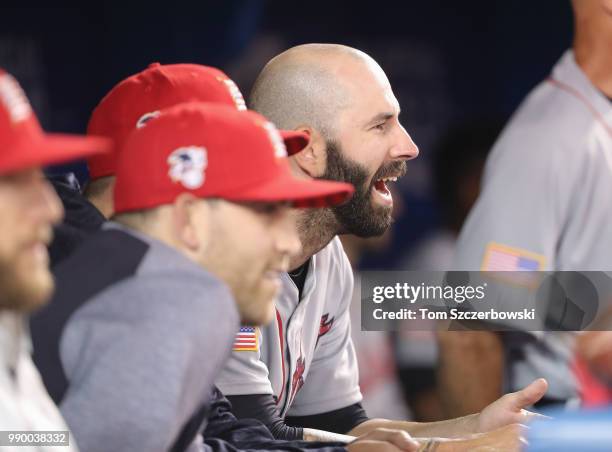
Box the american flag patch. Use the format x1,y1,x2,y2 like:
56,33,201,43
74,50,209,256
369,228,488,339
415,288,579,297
481,243,546,288
482,242,545,271
233,327,258,352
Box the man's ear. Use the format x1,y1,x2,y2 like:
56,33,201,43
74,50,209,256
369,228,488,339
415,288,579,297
291,127,328,178
172,193,205,251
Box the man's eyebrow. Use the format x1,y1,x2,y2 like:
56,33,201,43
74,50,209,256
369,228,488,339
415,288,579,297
364,111,396,127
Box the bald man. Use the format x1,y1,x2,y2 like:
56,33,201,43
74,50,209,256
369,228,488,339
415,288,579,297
215,44,547,451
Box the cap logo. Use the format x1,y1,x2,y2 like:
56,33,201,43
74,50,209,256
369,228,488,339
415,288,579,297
263,121,288,158
136,110,161,129
167,146,208,189
221,78,247,111
0,73,32,123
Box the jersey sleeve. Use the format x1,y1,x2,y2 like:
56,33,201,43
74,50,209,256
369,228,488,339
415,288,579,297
286,402,369,434
203,388,347,451
215,326,274,396
287,239,362,417
225,393,303,440
453,115,582,272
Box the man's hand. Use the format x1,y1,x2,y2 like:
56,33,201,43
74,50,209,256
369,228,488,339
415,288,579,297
476,378,548,432
344,379,547,441
347,428,420,452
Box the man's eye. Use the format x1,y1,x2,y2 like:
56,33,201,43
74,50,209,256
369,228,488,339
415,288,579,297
372,122,386,131
261,204,279,215
244,201,290,216
251,203,280,215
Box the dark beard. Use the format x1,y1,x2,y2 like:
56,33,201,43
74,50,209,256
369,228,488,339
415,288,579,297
319,139,404,237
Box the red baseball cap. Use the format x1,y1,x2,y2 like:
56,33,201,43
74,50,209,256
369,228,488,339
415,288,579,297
0,69,111,175
113,102,354,213
88,63,307,179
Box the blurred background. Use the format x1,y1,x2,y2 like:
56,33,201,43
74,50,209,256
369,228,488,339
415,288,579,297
1,0,573,268
1,0,573,420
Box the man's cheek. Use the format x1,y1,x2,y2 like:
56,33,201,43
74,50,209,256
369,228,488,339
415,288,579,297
0,240,19,265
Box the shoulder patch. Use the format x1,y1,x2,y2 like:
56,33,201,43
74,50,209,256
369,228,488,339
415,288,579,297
232,326,259,352
481,242,546,271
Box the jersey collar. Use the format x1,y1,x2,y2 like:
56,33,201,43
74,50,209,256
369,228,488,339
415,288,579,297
550,50,612,135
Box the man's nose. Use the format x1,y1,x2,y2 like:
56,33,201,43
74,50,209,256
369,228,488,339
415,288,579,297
389,123,419,161
38,177,64,225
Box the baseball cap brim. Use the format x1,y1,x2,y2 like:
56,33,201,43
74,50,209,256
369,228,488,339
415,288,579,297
280,130,309,156
223,166,354,208
1,133,112,174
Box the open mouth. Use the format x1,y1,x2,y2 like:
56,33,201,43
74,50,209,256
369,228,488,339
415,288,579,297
372,175,399,204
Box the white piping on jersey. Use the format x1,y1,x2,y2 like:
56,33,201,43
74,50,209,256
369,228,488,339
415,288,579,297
278,274,304,417
276,262,315,417
547,77,612,138
275,308,287,406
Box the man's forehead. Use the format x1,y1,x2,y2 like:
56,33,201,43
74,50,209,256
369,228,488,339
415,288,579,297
334,57,397,105
341,76,400,122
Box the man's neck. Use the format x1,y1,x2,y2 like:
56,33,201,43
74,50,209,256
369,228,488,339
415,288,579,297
574,30,612,97
289,209,338,271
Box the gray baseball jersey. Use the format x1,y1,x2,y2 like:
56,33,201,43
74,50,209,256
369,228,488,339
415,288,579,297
215,237,362,417
53,224,239,452
453,50,612,400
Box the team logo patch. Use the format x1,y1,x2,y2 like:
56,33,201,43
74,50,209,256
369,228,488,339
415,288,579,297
0,73,32,123
136,110,160,129
233,326,259,352
167,146,207,189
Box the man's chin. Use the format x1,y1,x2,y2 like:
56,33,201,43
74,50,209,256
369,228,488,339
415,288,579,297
336,214,392,238
0,270,54,312
238,287,277,326
371,202,393,222
353,200,393,237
